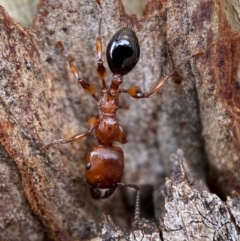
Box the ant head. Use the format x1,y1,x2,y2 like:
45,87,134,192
106,27,140,76
85,146,124,199
89,186,116,199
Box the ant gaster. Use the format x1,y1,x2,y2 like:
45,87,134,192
43,0,202,224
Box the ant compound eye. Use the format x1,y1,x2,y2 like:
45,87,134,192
106,27,140,76
86,162,91,169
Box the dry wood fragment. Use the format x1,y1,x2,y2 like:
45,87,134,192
160,150,240,241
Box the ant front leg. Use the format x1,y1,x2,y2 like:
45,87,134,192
42,116,98,150
121,53,203,99
118,125,128,144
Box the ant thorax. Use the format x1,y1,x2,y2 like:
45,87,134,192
98,90,119,117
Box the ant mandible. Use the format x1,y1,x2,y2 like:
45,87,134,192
43,0,201,224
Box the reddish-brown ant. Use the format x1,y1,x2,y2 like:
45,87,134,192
43,0,202,224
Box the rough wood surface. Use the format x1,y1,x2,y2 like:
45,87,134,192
0,0,39,27
0,0,240,240
160,150,240,241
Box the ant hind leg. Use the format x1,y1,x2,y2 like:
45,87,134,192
57,41,98,101
120,52,204,99
95,0,107,88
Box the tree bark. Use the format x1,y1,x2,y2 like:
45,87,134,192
0,0,239,240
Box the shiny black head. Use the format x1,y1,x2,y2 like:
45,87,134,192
106,27,140,76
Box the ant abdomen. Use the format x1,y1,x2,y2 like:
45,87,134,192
106,27,140,76
85,145,124,199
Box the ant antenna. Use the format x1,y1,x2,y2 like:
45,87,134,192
134,189,141,227
117,183,141,226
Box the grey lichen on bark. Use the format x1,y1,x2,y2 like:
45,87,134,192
0,0,240,240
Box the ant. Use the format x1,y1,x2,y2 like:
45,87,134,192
43,0,202,225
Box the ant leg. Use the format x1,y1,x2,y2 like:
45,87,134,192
118,125,127,144
120,52,203,99
42,116,98,150
95,0,107,88
117,183,141,227
57,41,98,101
42,132,91,150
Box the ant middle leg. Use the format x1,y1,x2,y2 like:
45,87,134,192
42,116,98,150
120,52,203,99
